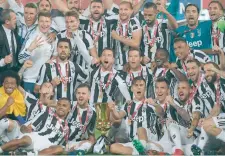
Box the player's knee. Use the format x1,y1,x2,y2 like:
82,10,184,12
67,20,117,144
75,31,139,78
19,136,32,146
110,143,119,154
47,146,64,154
7,120,17,132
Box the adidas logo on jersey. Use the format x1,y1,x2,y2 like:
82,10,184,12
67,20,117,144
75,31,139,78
187,40,202,48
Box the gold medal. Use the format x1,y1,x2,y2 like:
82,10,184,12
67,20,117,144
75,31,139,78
127,119,132,126
64,85,67,92
97,91,103,103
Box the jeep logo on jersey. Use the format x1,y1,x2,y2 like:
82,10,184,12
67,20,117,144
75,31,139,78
131,116,144,122
46,124,63,135
70,120,84,129
144,36,162,45
199,90,212,99
187,40,203,48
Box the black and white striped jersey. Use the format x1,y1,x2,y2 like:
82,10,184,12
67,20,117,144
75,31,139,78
30,107,69,145
121,100,161,141
211,17,225,64
79,15,118,57
36,59,89,101
66,101,96,143
56,30,94,69
140,18,170,62
25,92,48,122
191,77,216,117
123,65,154,98
90,67,131,107
176,50,211,75
112,17,142,70
165,97,204,138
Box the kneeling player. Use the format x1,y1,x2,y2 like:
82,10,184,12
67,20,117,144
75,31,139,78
37,83,97,155
0,98,71,155
108,76,164,155
166,80,203,154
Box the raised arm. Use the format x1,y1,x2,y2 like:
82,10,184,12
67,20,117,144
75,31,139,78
51,0,69,13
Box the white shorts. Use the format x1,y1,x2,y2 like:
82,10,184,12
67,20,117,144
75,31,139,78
66,141,92,152
212,113,225,129
7,120,22,141
18,132,54,151
147,128,159,142
118,142,139,155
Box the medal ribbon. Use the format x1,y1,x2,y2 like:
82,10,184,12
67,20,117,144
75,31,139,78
118,21,129,37
129,66,142,82
154,68,167,81
90,18,104,42
127,99,145,120
56,59,69,87
76,106,90,134
37,100,43,110
145,20,159,47
187,74,204,105
49,109,69,143
99,67,114,92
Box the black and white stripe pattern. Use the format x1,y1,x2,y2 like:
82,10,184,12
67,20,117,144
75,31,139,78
210,17,225,64
79,15,118,57
56,30,94,69
31,107,68,145
36,60,89,101
140,18,170,61
25,92,47,122
122,101,161,140
66,101,96,142
90,67,131,107
166,97,203,138
112,17,141,70
176,50,211,73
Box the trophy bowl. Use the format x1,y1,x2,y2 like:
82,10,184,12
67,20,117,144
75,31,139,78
95,103,111,136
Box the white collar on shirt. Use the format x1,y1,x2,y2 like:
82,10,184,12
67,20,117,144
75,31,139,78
2,25,12,36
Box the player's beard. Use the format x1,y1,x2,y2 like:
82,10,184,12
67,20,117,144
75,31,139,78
206,73,217,84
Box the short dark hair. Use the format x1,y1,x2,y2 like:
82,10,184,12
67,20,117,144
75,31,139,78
174,37,187,45
76,83,91,92
178,80,190,88
0,9,15,24
38,11,51,20
144,2,157,10
155,77,169,88
132,76,146,86
204,62,220,70
57,38,72,51
65,10,79,20
25,3,38,10
37,0,52,8
120,1,133,9
101,48,115,58
128,48,142,57
90,0,103,5
58,97,71,105
208,0,224,12
185,3,200,14
186,59,201,67
156,48,169,59
1,70,20,86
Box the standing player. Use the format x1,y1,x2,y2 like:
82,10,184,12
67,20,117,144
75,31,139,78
140,2,178,66
0,98,71,155
56,11,98,70
112,1,142,70
124,48,154,98
170,4,212,62
208,0,225,64
18,12,55,93
191,62,225,155
174,38,211,75
109,77,164,155
79,0,118,57
35,38,88,101
90,48,131,107
162,81,203,155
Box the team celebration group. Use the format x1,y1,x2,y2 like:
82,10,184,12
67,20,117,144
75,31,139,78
0,0,224,155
